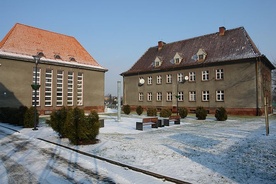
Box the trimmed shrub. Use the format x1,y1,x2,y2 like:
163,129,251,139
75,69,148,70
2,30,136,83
24,106,39,128
123,104,131,115
160,109,172,118
48,107,68,138
147,108,157,116
179,107,188,118
195,106,207,120
85,110,101,141
215,107,228,121
136,106,143,115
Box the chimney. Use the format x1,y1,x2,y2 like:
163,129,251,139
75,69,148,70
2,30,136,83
219,26,226,36
158,41,165,50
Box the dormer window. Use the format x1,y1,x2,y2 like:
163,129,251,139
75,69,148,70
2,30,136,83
196,48,207,62
173,52,182,64
54,54,61,59
154,56,162,67
37,52,45,57
69,57,76,62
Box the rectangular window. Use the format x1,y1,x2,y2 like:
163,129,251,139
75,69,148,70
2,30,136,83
189,91,196,101
67,71,74,106
167,92,172,101
202,71,209,81
216,90,224,101
138,92,143,101
148,76,152,85
56,70,63,106
166,74,172,83
77,72,83,106
45,69,53,106
147,92,152,101
177,91,184,101
157,75,162,84
32,67,41,106
202,91,209,101
177,73,183,82
189,72,196,82
216,69,224,80
157,92,162,101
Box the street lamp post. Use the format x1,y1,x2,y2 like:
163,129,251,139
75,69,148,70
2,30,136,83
31,55,41,130
176,76,189,116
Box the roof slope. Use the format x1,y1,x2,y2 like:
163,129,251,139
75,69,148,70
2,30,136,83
0,23,106,70
122,27,268,75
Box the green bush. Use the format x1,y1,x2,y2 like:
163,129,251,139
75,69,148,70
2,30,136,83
17,106,28,126
179,107,188,118
147,108,157,116
215,107,228,121
48,107,68,137
85,110,101,141
195,106,207,120
160,109,172,117
123,104,131,115
136,106,143,115
24,106,39,128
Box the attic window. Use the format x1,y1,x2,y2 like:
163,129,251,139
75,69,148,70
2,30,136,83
196,48,207,62
37,52,45,57
173,52,182,65
154,57,162,67
54,54,61,59
69,57,76,62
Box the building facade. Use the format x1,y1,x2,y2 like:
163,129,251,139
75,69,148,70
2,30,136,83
121,27,275,115
0,23,107,115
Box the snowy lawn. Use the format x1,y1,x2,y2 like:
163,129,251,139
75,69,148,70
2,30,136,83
1,110,275,184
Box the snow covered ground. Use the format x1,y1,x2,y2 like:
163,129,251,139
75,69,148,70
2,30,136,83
0,108,275,184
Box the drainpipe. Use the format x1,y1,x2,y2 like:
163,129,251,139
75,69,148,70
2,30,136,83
255,57,259,116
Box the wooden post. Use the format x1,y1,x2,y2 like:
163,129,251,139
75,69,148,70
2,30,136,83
264,97,269,136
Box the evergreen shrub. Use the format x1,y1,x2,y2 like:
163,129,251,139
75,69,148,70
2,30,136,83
179,107,188,118
160,109,172,117
147,108,157,116
123,104,131,115
24,106,39,128
215,107,228,121
136,106,143,115
195,106,207,120
48,107,68,137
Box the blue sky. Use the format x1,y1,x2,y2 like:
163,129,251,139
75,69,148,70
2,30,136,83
1,0,276,95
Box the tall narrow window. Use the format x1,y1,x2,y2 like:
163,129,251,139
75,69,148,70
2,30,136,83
148,76,152,85
216,69,224,80
189,72,196,82
67,71,74,106
32,67,41,106
45,69,53,106
167,92,172,101
216,90,224,101
202,91,209,101
138,92,143,101
157,92,162,101
157,75,162,84
166,74,172,83
177,73,183,82
56,70,63,106
189,91,196,101
147,92,152,101
177,91,184,101
202,71,209,81
77,72,83,106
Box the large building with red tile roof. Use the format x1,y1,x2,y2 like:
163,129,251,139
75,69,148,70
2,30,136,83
121,27,275,115
0,23,107,114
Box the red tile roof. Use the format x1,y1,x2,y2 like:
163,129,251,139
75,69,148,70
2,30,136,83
0,23,106,70
121,27,274,76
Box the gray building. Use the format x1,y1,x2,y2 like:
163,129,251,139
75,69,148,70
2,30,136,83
0,23,107,115
121,27,275,115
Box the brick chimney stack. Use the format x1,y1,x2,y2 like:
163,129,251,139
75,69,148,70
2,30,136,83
219,26,226,36
158,41,165,50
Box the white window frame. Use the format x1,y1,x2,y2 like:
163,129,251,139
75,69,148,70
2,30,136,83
177,91,184,101
157,92,162,101
67,71,74,106
167,92,172,101
216,90,224,101
216,69,224,80
148,76,152,85
202,91,209,101
202,70,209,81
157,75,162,84
32,67,41,106
177,73,183,82
77,72,83,106
189,72,196,82
56,70,63,106
138,92,143,101
166,74,172,83
147,92,152,101
45,69,53,106
189,91,196,101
